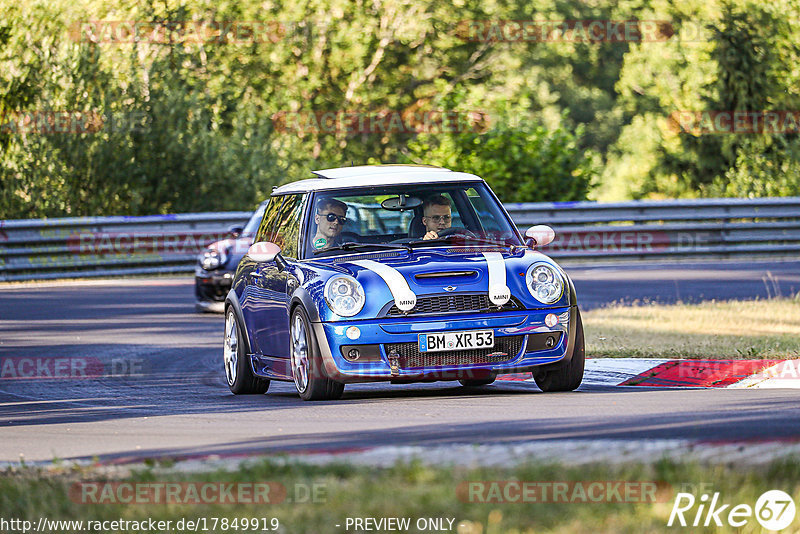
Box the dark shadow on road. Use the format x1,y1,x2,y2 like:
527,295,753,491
59,394,800,463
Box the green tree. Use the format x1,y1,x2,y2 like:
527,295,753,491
406,97,596,202
609,0,800,198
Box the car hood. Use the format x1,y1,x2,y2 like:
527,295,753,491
302,247,571,320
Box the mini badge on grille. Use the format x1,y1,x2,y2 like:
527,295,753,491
444,286,457,292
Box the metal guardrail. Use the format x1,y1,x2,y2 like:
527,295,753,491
504,196,800,261
1,197,798,281
0,212,251,282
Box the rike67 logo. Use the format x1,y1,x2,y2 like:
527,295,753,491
668,489,796,530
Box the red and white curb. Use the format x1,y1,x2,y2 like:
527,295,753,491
497,359,800,389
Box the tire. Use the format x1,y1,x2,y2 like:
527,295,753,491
532,308,585,392
224,309,270,394
290,307,345,401
459,373,497,387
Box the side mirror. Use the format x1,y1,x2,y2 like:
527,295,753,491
228,225,245,238
247,241,282,263
525,225,555,248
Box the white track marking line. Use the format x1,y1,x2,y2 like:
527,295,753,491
728,359,800,389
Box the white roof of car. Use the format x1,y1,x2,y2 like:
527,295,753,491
272,165,484,195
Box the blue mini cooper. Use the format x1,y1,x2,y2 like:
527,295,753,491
223,165,584,400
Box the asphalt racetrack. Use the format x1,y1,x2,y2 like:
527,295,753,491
1,260,799,463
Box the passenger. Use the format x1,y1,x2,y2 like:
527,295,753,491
312,198,348,250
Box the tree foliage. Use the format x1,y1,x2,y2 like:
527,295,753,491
406,101,596,202
608,0,800,199
2,0,799,218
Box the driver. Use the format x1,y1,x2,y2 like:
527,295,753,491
422,195,452,240
312,198,348,250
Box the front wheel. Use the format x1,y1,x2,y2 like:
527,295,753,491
532,309,585,392
224,310,269,394
290,307,345,401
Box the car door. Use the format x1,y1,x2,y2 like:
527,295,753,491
249,193,306,360
240,196,283,354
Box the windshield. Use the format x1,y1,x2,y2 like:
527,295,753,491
242,203,267,236
306,182,521,257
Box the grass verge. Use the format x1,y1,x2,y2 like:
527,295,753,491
1,458,799,533
584,297,800,359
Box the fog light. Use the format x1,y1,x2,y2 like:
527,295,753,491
545,336,556,348
347,348,360,361
545,313,559,327
346,326,361,340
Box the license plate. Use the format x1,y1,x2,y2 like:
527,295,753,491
418,330,494,352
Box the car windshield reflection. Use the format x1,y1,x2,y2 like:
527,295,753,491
306,183,521,257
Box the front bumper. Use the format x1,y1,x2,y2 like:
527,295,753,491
311,306,577,382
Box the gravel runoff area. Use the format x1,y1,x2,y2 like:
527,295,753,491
5,439,800,475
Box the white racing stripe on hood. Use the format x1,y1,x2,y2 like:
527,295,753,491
481,252,511,305
352,260,417,311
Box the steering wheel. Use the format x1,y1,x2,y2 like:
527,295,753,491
435,227,477,239
340,231,361,243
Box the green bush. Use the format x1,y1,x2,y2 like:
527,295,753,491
407,110,596,203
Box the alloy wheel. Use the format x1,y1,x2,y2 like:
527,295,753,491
291,313,310,393
223,312,238,386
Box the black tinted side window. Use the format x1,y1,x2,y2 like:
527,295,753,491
255,196,284,243
272,194,306,258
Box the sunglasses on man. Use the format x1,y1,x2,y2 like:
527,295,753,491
321,212,347,224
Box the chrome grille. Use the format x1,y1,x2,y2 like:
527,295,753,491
385,335,524,369
384,294,522,317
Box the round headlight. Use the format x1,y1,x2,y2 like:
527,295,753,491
200,250,226,271
324,275,365,317
526,263,564,304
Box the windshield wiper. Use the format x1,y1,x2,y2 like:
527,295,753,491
314,242,411,255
